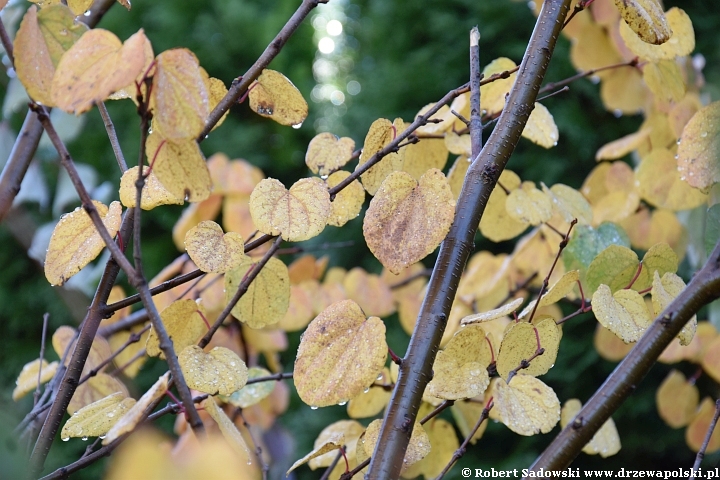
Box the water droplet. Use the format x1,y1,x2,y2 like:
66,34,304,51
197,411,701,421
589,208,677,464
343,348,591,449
83,9,91,16
62,437,70,442
377,373,383,380
553,141,558,146
320,174,329,180
81,436,88,441
107,412,115,418
338,401,347,406
99,435,106,440
364,387,370,393
292,123,303,129
310,405,318,410
701,131,708,138
612,109,622,118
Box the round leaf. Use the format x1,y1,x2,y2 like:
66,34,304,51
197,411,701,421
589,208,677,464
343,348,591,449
248,69,308,127
613,0,671,45
119,166,184,210
61,392,136,440
592,285,651,343
656,370,699,428
496,317,561,380
179,345,248,396
184,220,246,274
225,256,290,329
146,132,212,203
305,132,355,177
677,101,720,193
326,170,365,227
494,375,560,436
619,7,694,61
145,299,208,358
521,103,558,148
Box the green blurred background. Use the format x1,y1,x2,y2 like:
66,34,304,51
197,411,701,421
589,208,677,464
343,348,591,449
0,0,719,478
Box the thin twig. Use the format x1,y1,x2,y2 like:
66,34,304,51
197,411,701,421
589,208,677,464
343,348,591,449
419,400,455,425
469,26,483,158
389,269,432,290
0,12,15,67
320,447,345,480
690,399,720,479
103,268,205,314
539,58,639,95
98,102,128,172
78,325,150,385
34,313,50,407
98,309,149,337
246,372,293,385
340,457,370,480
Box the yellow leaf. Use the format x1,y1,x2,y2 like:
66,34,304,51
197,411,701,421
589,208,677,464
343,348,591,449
151,48,209,142
521,103,559,148
661,321,717,364
570,20,622,80
325,170,365,227
496,317,561,380
427,324,492,399
652,271,696,346
342,267,395,318
208,153,265,197
457,251,511,305
103,372,169,445
480,58,518,115
52,28,147,114
619,7,694,61
518,270,580,319
401,137,449,180
415,103,455,135
480,170,528,242
146,299,208,359
118,166,184,210
107,32,154,103
249,177,331,241
494,375,560,436
61,393,136,439
669,93,702,138
222,367,275,408
44,200,122,286
206,76,229,131
461,297,523,325
184,220,245,274
179,345,248,396
561,398,621,457
613,0,671,45
277,284,315,332
506,181,553,226
620,208,687,258
677,101,720,192
305,132,355,177
638,243,679,292
363,169,455,274
636,148,707,210
595,128,651,161
294,300,387,408
599,66,647,115
451,398,488,445
347,368,392,419
15,5,87,106
203,397,254,465
225,256,290,329
358,419,429,473
412,418,460,479
146,131,212,203
542,183,593,225
172,195,222,250
52,326,112,376
643,60,685,102
686,398,720,454
592,285,651,343
67,0,93,15
308,420,364,470
108,329,147,379
12,359,58,401
444,131,472,156
287,433,344,475
701,336,720,384
248,69,307,127
357,118,405,196
447,155,471,200
656,370,699,428
594,324,634,362
68,373,128,415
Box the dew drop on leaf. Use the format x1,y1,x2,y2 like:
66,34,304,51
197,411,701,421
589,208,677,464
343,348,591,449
311,405,318,410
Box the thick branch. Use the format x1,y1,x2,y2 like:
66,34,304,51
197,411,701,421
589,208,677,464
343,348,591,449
366,1,571,478
526,239,720,474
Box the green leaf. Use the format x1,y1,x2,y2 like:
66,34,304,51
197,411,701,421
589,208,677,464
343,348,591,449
563,223,630,286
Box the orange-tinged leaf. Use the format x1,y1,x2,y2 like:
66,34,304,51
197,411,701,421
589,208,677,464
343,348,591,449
620,208,687,257
325,170,365,227
179,345,248,396
686,398,720,453
363,169,455,274
44,200,122,286
613,0,671,45
595,128,651,161
357,118,405,195
643,60,685,102
496,317,561,379
619,8,694,61
342,267,395,318
506,182,553,226
103,373,169,445
592,285,651,343
68,373,128,415
358,419,429,473
656,370,699,428
107,31,154,103
146,132,212,203
427,325,492,400
151,48,209,142
294,300,387,408
480,57,517,115
15,5,87,105
677,101,720,192
594,323,634,362
248,69,307,127
118,166,183,210
287,255,327,284
494,375,560,436
249,177,331,241
208,153,265,197
52,28,146,114
225,257,290,329
561,398,621,457
184,221,245,274
480,170,528,242
521,103,559,148
61,393,136,439
636,148,707,210
305,132,355,177
146,299,207,359
13,359,58,401
277,284,315,332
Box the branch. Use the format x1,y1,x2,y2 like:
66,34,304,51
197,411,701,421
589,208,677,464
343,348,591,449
526,238,720,474
366,1,571,477
98,102,128,172
198,0,329,140
690,399,720,479
469,27,482,158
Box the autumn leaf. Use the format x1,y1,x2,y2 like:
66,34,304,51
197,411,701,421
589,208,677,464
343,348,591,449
325,170,365,227
686,398,720,453
146,131,212,203
494,375,560,436
118,166,183,210
248,69,308,127
506,181,553,226
52,28,147,114
521,103,559,148
619,8,694,61
224,256,290,329
103,373,169,445
643,60,685,102
676,101,720,193
294,300,387,408
12,359,58,401
542,183,593,225
287,433,344,475
305,132,355,177
61,392,136,440
342,267,395,318
179,345,248,396
594,324,634,362
347,368,392,419
656,370,699,428
358,419,430,473
363,169,455,274
496,317,561,380
401,137,449,180
561,398,621,457
44,201,122,286
595,128,651,161
480,169,529,242
151,48,209,142
307,420,364,474
652,271,696,346
592,285,651,343
481,57,517,115
451,398,489,444
357,118,405,195
461,297,523,325
249,177,331,241
184,220,245,274
145,299,208,358
613,0,671,45
203,397,254,464
636,148,707,210
68,374,128,415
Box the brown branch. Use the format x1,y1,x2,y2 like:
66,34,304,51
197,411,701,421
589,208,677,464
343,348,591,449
469,27,483,158
389,269,432,290
366,1,571,477
690,399,720,479
419,400,454,425
539,58,639,95
198,0,329,140
246,372,293,385
98,102,128,172
98,309,149,337
436,398,494,479
526,238,720,475
78,325,150,385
